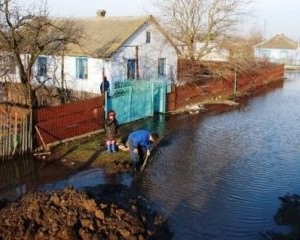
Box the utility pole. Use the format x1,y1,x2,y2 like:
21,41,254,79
234,64,237,96
135,45,139,80
264,19,267,40
61,42,66,103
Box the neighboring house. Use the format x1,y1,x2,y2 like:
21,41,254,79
32,14,179,94
196,43,229,61
253,34,300,69
176,42,229,61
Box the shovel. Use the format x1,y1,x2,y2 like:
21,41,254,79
139,154,150,172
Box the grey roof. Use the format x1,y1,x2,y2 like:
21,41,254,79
254,34,297,50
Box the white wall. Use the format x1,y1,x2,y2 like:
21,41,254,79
12,21,178,94
63,57,105,94
254,48,300,66
111,22,178,84
30,56,106,94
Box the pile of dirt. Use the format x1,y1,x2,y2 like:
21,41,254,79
0,186,171,240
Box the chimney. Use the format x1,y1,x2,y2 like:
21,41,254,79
96,9,106,17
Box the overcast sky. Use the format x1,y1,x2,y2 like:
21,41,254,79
20,0,300,40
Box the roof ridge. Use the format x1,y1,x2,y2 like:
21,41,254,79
254,33,297,50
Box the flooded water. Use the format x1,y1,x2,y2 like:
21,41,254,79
1,70,300,239
136,70,300,239
0,156,37,200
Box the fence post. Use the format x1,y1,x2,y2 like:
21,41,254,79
151,81,154,115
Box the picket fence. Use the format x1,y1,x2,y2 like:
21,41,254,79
0,106,32,161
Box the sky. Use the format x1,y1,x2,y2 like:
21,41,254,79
19,0,300,41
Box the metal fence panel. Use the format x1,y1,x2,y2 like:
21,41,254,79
106,80,167,125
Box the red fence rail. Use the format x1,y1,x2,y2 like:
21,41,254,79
34,96,104,148
167,62,284,111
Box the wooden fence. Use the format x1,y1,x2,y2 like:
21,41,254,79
167,62,285,111
0,105,32,161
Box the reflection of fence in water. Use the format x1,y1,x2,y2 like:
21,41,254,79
0,106,32,161
0,155,36,201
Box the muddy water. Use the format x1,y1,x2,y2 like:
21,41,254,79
135,70,300,239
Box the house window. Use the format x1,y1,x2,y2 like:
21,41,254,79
158,58,166,77
280,50,288,60
0,54,16,74
127,59,136,79
76,57,88,79
37,56,47,77
146,31,151,44
260,50,270,58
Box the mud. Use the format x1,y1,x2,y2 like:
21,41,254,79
0,186,171,239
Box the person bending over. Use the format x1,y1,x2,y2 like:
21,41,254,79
127,129,159,172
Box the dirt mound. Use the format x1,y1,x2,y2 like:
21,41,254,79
0,186,171,240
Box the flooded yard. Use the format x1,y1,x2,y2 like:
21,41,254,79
1,70,300,239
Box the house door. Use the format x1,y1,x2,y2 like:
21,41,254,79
158,58,166,77
127,59,136,79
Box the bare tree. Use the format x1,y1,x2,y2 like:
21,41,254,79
0,0,83,108
152,0,253,61
213,31,264,77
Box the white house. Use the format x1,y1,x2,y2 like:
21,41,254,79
196,43,229,61
253,34,300,69
175,42,229,62
32,14,179,94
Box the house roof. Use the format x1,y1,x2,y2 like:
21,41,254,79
254,34,297,50
62,15,177,58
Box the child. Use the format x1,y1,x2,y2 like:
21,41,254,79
105,110,119,153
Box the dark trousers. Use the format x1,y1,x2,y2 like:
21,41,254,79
128,141,146,169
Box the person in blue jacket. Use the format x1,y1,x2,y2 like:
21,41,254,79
127,129,159,172
100,76,110,95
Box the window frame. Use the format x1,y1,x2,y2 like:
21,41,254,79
37,56,47,77
76,57,88,79
146,31,151,44
0,53,16,74
127,59,136,79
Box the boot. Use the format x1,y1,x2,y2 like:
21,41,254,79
107,144,111,153
111,143,116,153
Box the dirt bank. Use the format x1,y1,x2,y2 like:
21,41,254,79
0,186,171,239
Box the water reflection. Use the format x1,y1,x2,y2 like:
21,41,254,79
137,70,300,240
38,168,134,192
0,156,36,200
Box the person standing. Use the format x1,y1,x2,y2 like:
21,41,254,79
127,129,159,172
105,110,119,153
100,76,110,95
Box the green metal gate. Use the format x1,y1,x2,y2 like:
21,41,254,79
106,80,168,124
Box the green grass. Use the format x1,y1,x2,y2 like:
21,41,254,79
50,133,131,174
